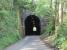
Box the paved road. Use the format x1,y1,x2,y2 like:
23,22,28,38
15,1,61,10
5,36,54,50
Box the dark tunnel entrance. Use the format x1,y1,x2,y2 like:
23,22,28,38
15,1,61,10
25,15,41,36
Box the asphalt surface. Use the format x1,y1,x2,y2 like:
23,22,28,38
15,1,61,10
5,36,54,50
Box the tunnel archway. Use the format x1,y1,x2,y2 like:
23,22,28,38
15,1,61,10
25,15,41,36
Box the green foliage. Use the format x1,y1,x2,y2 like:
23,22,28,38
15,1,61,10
54,17,67,50
14,0,35,11
60,40,67,50
0,0,13,10
0,0,21,50
0,10,21,50
35,0,52,17
0,0,67,50
39,0,67,50
36,0,55,39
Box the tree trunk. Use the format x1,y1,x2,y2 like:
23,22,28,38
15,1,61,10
61,3,64,23
59,2,64,24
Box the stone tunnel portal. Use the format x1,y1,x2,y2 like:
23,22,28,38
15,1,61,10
25,15,41,36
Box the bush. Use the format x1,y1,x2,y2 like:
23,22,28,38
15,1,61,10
0,10,21,50
54,22,67,50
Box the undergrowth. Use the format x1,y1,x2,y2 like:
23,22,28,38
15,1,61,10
0,10,21,50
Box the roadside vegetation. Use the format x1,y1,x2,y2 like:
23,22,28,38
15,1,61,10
0,0,67,50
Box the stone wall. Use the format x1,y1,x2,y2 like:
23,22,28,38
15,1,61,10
20,9,48,35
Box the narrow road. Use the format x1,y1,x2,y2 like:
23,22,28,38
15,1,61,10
5,36,54,50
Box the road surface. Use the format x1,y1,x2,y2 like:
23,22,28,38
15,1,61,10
5,36,54,50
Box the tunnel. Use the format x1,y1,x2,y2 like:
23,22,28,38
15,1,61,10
25,15,41,36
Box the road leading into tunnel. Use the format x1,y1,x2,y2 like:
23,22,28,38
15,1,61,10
5,36,54,50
